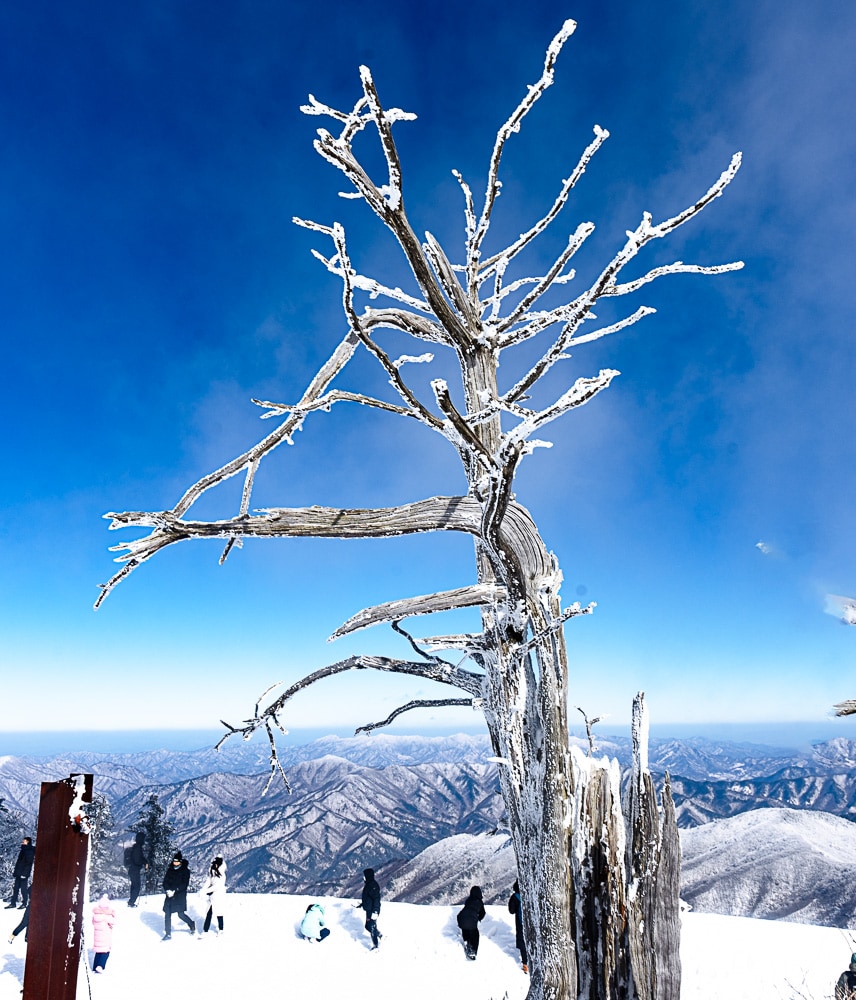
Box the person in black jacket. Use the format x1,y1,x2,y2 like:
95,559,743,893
508,880,528,973
360,868,382,949
6,838,35,909
836,953,856,1000
457,885,486,960
126,831,148,908
161,852,195,939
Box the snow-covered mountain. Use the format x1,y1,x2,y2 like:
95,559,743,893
112,756,506,898
7,733,856,920
681,806,856,926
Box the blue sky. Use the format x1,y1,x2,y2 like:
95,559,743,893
2,0,855,739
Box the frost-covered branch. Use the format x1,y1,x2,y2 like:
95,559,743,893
469,18,578,285
479,125,607,292
834,700,856,718
355,698,475,735
503,153,743,403
99,496,555,606
329,584,507,640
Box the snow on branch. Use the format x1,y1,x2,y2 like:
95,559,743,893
355,698,475,735
470,19,578,278
329,584,508,640
216,652,485,792
502,153,743,404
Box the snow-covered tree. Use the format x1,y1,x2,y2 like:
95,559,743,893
131,794,175,898
0,797,26,894
87,792,126,900
98,21,740,1000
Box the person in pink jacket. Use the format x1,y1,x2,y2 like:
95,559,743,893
92,895,116,973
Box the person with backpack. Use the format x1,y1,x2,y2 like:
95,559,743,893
125,831,148,908
456,885,486,960
507,879,528,973
199,856,227,935
161,851,195,939
836,954,856,1000
360,868,382,950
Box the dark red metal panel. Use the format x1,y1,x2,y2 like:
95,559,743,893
23,774,92,1000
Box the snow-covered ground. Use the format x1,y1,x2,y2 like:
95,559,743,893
0,893,852,999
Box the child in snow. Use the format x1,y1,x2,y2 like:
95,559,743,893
200,856,227,935
300,903,330,942
456,885,486,960
92,894,116,972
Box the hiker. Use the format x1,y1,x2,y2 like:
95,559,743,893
457,885,486,960
360,868,382,949
300,903,330,942
508,879,528,972
836,953,856,1000
7,837,35,909
162,851,195,939
200,856,227,935
92,894,116,973
125,831,148,907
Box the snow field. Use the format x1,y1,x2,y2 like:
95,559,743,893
1,894,853,999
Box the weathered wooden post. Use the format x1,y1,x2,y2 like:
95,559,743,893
23,773,93,1000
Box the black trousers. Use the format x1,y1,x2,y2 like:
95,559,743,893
10,875,29,907
461,926,480,955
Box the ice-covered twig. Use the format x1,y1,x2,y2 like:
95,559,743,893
470,19,578,283
355,698,474,735
251,390,413,421
479,125,608,290
503,153,743,404
575,706,604,756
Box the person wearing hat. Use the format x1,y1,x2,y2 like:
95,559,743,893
161,851,195,940
456,885,486,960
360,868,382,949
836,954,856,1000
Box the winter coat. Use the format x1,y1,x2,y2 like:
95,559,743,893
508,889,525,950
457,888,486,931
162,859,191,913
360,874,381,916
300,904,326,940
200,860,227,917
128,833,147,869
91,898,116,952
13,843,35,879
836,969,856,1000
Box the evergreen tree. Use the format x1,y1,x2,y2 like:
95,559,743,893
132,794,175,897
0,798,26,897
87,792,125,899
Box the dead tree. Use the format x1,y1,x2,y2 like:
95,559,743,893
97,20,740,1000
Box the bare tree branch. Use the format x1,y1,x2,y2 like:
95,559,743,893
355,698,474,735
330,584,507,640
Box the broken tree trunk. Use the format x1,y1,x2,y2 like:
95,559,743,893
568,693,681,1000
23,773,92,1000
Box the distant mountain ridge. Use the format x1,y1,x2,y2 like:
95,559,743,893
5,732,856,918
